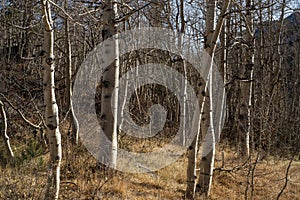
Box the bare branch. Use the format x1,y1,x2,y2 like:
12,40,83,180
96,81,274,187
116,2,133,11
232,0,253,37
0,100,14,158
47,0,74,21
78,7,101,16
276,156,295,200
115,2,151,23
0,94,41,129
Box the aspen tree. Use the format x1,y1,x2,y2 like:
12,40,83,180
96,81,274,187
100,0,119,168
238,0,254,157
41,0,62,199
186,0,230,198
65,0,79,145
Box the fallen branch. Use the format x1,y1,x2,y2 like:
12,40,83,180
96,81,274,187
214,156,252,173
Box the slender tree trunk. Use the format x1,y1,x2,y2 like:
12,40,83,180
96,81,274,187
183,0,205,197
65,1,79,145
0,100,14,158
41,1,62,199
99,0,119,169
219,19,227,139
186,0,230,198
238,0,254,157
196,0,231,197
186,127,200,198
177,0,187,146
220,19,227,84
197,1,217,196
186,88,209,199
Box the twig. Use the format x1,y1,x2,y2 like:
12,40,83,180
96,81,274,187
250,152,260,198
0,93,41,129
92,177,110,198
60,181,79,189
214,156,252,173
115,2,151,23
47,0,73,21
78,8,101,17
116,2,133,11
276,156,295,200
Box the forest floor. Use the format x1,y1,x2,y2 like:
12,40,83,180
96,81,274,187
0,136,299,200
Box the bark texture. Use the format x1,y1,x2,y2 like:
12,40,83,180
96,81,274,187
197,0,230,197
99,0,119,168
238,0,254,157
65,7,79,145
41,1,62,199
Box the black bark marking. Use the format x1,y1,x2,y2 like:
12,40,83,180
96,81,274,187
102,80,110,88
40,50,46,57
100,114,106,120
47,124,56,130
102,30,108,39
46,57,54,65
238,114,244,120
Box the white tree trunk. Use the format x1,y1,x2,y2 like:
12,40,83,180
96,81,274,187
177,0,187,146
186,83,209,199
196,0,230,197
0,100,14,158
99,0,119,169
238,0,254,157
196,1,217,197
64,5,79,145
41,1,62,199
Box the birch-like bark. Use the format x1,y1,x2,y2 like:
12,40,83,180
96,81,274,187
41,1,62,199
186,0,230,197
178,0,187,146
65,2,79,145
238,0,254,157
196,0,230,197
197,1,217,195
0,100,14,158
100,0,119,168
183,0,202,196
186,84,209,199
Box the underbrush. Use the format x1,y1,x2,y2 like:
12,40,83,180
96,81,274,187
1,140,299,199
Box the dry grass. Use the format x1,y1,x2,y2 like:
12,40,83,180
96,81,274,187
0,139,299,199
209,146,300,200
